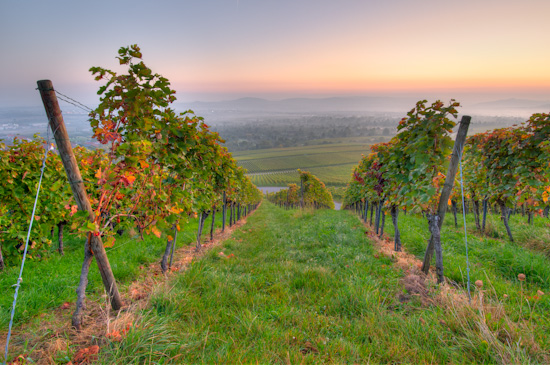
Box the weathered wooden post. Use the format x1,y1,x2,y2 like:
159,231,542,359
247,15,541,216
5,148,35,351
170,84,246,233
0,246,4,271
422,115,471,281
37,80,123,310
210,208,216,241
196,212,203,250
169,225,178,268
222,191,227,232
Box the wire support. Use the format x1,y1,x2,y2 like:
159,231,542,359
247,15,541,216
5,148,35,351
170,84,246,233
55,95,91,114
54,90,93,112
4,125,51,363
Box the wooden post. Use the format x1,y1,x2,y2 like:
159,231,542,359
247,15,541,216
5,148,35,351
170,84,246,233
0,245,4,271
210,208,216,241
57,221,65,255
482,198,488,232
391,205,401,251
421,115,471,275
37,80,123,310
222,191,227,232
230,203,234,226
169,224,178,267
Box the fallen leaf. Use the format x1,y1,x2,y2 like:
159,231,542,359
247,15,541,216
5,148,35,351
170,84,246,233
300,341,319,354
106,330,122,342
73,345,99,364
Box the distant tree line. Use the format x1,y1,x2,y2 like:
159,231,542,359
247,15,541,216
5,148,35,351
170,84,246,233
211,114,397,151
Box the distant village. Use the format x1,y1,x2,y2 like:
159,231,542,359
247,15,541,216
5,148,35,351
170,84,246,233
0,123,19,131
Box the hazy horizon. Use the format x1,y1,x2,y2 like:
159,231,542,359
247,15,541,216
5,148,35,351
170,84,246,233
2,93,547,122
2,90,549,110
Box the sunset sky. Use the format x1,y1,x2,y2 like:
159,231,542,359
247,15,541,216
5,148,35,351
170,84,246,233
1,0,549,107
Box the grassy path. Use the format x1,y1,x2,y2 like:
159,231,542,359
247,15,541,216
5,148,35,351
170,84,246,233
97,202,546,364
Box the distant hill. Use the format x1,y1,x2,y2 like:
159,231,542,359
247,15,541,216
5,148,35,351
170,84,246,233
181,96,418,114
472,98,547,109
466,98,550,117
181,96,550,117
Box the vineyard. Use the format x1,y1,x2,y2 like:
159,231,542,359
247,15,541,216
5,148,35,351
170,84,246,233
343,100,550,281
233,143,367,187
2,46,550,363
236,146,366,172
1,44,263,361
245,164,355,188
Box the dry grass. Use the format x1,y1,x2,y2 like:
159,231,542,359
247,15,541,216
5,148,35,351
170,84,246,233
443,281,545,364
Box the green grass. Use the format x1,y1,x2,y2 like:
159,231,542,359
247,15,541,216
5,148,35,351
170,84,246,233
380,209,550,352
98,202,549,363
0,213,225,329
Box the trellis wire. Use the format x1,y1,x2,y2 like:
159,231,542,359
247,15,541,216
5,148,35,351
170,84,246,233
458,146,472,304
55,90,93,112
4,126,52,364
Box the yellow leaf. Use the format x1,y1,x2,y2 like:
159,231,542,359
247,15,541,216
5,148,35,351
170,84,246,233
151,226,161,238
169,206,183,214
95,168,102,179
104,236,115,248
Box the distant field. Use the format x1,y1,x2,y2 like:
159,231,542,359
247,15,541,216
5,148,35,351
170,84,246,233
247,163,356,187
233,142,373,187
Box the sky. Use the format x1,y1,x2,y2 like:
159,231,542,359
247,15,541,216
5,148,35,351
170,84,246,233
1,0,550,108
